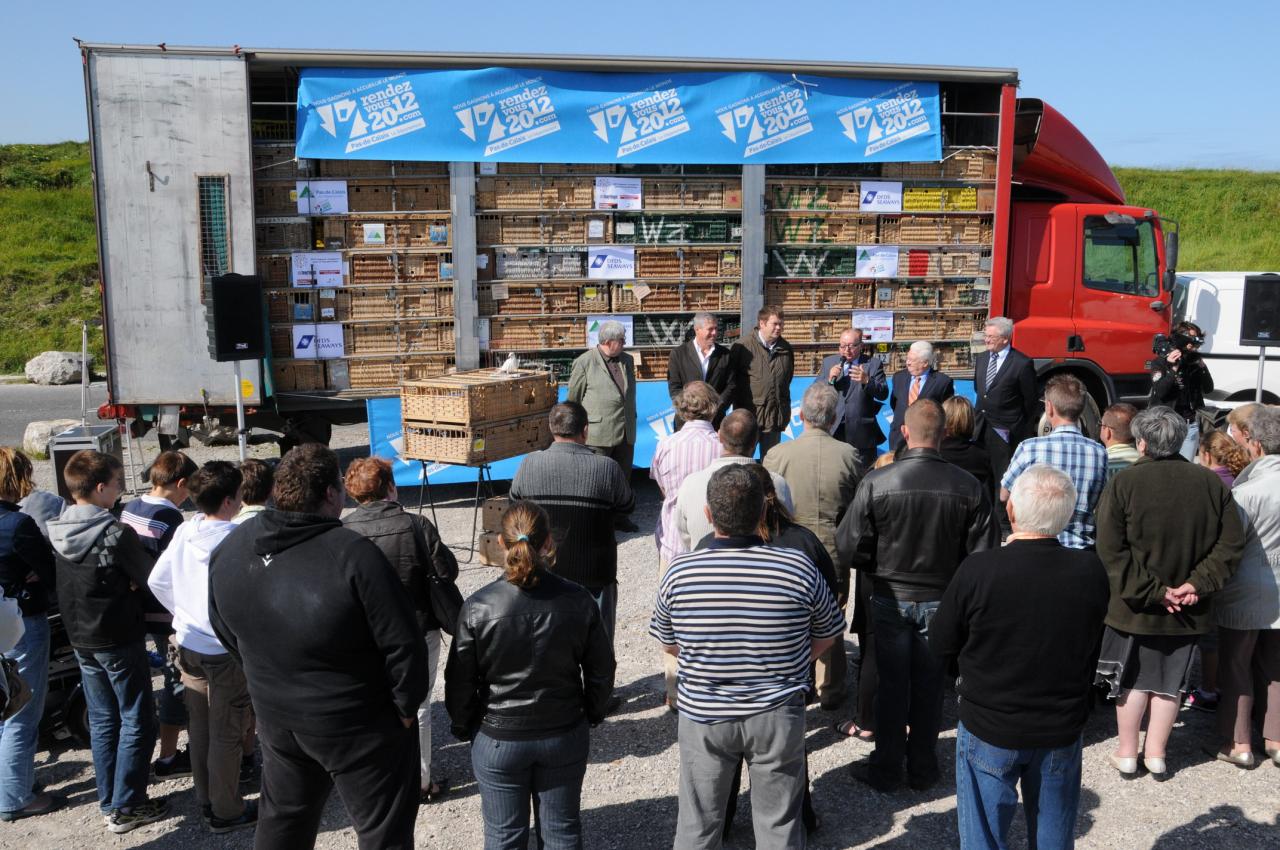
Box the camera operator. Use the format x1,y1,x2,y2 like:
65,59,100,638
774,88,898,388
1150,320,1213,460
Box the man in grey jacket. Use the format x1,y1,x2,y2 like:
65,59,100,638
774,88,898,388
567,319,638,531
510,402,635,646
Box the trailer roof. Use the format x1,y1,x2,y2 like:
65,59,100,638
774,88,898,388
77,42,1020,85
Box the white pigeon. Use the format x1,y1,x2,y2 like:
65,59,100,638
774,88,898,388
499,352,519,374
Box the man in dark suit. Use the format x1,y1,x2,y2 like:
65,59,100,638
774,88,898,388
973,316,1039,479
816,327,888,469
888,341,955,451
667,312,735,431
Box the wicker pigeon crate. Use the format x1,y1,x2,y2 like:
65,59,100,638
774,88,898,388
347,322,455,356
941,283,989,308
344,218,451,248
789,345,828,376
402,412,552,465
350,253,442,285
256,254,293,288
894,313,944,338
765,280,875,310
256,221,313,252
937,251,984,276
400,286,455,319
892,284,943,308
942,150,997,180
580,284,610,313
881,161,944,179
767,182,861,210
479,283,579,316
346,288,399,320
252,144,300,179
486,317,586,350
401,368,557,426
271,361,326,392
345,355,455,390
942,312,987,340
634,350,669,382
937,342,976,372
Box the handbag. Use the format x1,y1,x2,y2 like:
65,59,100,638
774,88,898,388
0,656,31,721
412,521,463,636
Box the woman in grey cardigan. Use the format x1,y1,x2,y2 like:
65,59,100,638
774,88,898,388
1213,407,1280,769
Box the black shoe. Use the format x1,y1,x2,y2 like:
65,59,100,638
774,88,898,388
908,774,940,792
154,749,192,779
819,694,845,712
849,762,899,793
614,517,640,533
209,800,258,834
0,793,67,822
606,695,623,714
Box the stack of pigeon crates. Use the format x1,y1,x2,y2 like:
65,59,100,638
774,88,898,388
399,367,557,465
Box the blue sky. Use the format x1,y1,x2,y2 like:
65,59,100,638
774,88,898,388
5,0,1277,169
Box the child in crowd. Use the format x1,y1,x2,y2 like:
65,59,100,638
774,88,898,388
121,451,197,779
232,459,273,525
48,450,168,833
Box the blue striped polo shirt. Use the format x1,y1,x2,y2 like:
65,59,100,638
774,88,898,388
649,535,846,724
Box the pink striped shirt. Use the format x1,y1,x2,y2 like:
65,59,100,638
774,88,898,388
651,420,722,562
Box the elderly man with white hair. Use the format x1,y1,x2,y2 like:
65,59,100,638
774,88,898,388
888,340,955,452
568,320,639,531
931,464,1110,850
973,316,1039,475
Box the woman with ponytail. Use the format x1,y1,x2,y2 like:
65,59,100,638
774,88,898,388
445,500,615,849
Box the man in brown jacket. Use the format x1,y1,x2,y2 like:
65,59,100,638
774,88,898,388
731,306,794,458
764,383,862,708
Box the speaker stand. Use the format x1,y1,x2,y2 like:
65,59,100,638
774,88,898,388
1257,347,1269,404
233,360,248,463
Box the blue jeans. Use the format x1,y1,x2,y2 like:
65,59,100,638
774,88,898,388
472,722,589,850
870,595,944,786
956,723,1082,850
0,615,50,812
75,643,157,812
1178,421,1200,461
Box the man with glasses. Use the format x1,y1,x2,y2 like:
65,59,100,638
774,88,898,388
818,327,889,471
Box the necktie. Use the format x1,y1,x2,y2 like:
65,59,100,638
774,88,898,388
986,351,999,392
605,357,626,394
908,375,921,405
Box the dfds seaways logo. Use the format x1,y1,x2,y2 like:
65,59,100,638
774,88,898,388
295,335,315,352
590,255,607,269
312,75,426,154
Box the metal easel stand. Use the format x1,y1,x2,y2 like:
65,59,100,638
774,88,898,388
417,461,494,564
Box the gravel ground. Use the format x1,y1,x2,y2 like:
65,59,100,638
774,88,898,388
7,423,1279,849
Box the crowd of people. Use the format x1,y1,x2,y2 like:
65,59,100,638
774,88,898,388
0,309,1276,850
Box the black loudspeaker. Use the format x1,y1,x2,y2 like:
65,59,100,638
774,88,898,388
1241,273,1280,347
205,273,266,362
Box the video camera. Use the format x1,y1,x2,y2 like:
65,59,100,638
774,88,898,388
1150,327,1205,368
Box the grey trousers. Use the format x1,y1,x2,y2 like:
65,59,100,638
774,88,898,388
675,698,807,850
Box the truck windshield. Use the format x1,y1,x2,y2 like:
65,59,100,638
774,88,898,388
1082,216,1159,297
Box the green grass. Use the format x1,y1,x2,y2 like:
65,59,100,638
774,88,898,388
1114,167,1280,271
0,144,1277,374
0,142,102,373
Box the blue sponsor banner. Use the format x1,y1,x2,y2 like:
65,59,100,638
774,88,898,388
298,67,941,165
368,378,976,487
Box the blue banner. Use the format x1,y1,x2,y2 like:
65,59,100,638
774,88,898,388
368,378,977,487
298,67,941,165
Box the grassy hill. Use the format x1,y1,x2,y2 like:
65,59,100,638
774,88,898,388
1,144,1278,373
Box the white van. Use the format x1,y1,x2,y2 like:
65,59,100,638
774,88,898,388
1174,272,1280,406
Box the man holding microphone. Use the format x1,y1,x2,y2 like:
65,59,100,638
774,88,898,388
818,327,889,471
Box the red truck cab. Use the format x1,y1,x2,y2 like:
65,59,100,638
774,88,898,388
993,97,1175,407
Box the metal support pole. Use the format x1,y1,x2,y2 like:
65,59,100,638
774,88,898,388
233,360,248,462
80,321,90,427
1257,346,1268,403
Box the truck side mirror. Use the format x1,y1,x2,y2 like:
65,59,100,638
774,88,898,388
1164,232,1179,289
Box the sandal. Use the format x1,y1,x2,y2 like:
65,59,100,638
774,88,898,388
419,779,450,804
834,720,875,742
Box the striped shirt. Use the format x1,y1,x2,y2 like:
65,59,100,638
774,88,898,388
1001,425,1108,549
121,495,183,557
650,420,722,563
649,537,845,723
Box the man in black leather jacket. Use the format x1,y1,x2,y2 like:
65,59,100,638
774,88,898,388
836,399,998,792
